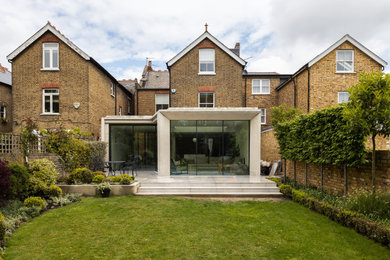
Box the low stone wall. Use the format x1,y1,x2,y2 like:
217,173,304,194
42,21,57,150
59,182,139,196
285,151,390,194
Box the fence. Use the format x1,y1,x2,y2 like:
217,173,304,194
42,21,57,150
0,133,97,154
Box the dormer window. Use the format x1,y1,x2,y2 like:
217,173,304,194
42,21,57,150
336,50,354,73
42,43,59,70
199,49,215,74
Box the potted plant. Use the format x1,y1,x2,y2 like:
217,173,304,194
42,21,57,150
97,182,112,197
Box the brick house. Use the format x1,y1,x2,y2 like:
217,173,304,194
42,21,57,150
0,64,12,133
6,22,133,137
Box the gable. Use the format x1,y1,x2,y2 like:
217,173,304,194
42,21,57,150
167,31,246,67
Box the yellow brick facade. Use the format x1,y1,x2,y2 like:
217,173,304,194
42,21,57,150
0,83,12,133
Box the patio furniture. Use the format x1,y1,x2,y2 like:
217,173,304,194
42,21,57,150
122,156,139,177
104,161,125,176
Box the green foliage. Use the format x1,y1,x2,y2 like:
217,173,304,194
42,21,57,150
107,174,134,183
97,182,111,196
267,177,281,186
23,197,46,209
68,168,94,184
20,118,39,164
279,184,292,197
29,159,59,197
0,160,11,204
271,104,302,126
8,163,30,200
45,128,91,172
86,141,107,171
119,177,131,185
272,106,367,167
92,175,105,184
0,212,5,245
45,185,62,198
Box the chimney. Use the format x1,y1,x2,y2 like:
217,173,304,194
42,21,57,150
232,42,240,56
235,42,240,49
147,60,153,72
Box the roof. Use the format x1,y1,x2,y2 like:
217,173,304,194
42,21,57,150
7,22,89,61
167,31,246,67
140,70,169,89
308,34,387,67
243,71,292,77
118,79,137,94
0,64,11,86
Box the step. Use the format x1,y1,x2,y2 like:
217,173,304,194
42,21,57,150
139,182,277,188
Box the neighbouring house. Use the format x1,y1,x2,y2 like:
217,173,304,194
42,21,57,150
118,78,137,115
6,22,133,137
0,63,12,133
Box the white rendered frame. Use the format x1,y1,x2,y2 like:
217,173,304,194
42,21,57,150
338,91,350,104
199,49,215,75
336,50,354,73
42,88,59,115
198,92,215,107
259,108,266,124
42,43,59,70
252,79,270,94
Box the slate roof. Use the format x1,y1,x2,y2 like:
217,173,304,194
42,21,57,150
118,79,137,94
143,71,169,89
0,64,11,86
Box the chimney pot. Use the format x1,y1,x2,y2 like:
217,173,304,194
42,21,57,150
235,42,240,49
148,61,152,67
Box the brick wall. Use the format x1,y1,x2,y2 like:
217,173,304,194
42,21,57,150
137,90,157,115
285,151,390,194
261,129,280,162
0,83,12,132
170,38,244,108
277,80,295,108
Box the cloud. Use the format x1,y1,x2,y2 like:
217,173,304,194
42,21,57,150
0,0,389,79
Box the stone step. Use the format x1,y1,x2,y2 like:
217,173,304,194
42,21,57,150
140,182,277,188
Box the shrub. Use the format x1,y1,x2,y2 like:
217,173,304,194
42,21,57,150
120,177,131,185
0,160,11,204
279,184,292,197
45,185,62,197
0,212,5,245
68,168,94,184
8,163,30,200
24,197,46,209
29,159,59,197
108,174,134,183
86,141,107,171
268,177,282,186
92,175,105,184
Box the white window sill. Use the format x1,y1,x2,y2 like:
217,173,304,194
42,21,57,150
111,94,115,98
41,68,59,71
336,71,355,74
198,72,216,76
40,113,60,116
261,123,266,125
252,93,271,95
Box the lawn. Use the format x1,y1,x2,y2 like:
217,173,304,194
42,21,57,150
4,196,390,259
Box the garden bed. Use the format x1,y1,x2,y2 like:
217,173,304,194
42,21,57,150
59,182,139,196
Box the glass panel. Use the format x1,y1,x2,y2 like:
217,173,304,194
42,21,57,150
223,121,249,175
44,96,51,112
199,93,206,104
110,125,134,171
52,95,59,113
344,51,352,60
206,63,214,72
199,63,207,72
155,94,169,104
52,50,58,68
337,62,344,71
206,93,214,103
199,49,214,61
44,50,50,68
44,43,58,48
253,86,260,94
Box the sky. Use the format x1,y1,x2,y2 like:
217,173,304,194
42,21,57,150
1,0,390,80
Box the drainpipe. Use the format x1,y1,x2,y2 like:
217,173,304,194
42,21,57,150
293,78,297,108
244,77,247,107
168,67,171,107
136,88,139,115
307,67,310,113
115,84,117,115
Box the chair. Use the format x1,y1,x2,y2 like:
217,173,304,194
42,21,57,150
123,156,139,177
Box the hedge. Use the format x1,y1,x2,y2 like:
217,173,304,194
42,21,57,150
276,182,390,247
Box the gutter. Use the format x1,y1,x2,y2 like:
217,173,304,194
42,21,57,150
275,64,308,91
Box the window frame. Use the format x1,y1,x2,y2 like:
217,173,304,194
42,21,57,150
127,98,131,114
155,94,169,112
338,91,350,104
110,83,115,97
42,43,59,70
42,88,60,115
119,106,122,116
336,50,354,73
198,92,215,107
199,49,215,75
252,79,270,95
0,106,6,119
259,108,266,125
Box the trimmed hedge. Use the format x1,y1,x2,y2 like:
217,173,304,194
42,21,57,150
68,168,94,184
23,197,46,210
276,182,390,247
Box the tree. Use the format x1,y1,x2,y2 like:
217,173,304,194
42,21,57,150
343,71,390,192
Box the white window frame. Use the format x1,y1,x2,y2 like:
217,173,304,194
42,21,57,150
42,43,59,70
336,50,354,73
42,89,59,115
110,83,115,97
155,94,169,112
127,98,131,114
338,91,350,104
260,108,266,125
0,106,6,119
198,92,215,107
199,49,215,75
252,79,270,94
119,106,122,116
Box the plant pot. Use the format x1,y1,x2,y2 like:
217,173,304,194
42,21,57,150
101,189,110,198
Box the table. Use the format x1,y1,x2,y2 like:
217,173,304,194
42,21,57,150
104,161,125,176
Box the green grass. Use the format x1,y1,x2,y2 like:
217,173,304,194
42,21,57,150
4,196,390,259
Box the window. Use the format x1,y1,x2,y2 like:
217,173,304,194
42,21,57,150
199,92,214,107
127,98,131,114
155,94,169,112
42,43,59,69
252,79,270,94
42,89,59,114
336,50,354,72
110,83,115,97
260,108,266,125
119,106,122,116
338,91,350,104
199,49,215,74
0,106,6,119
